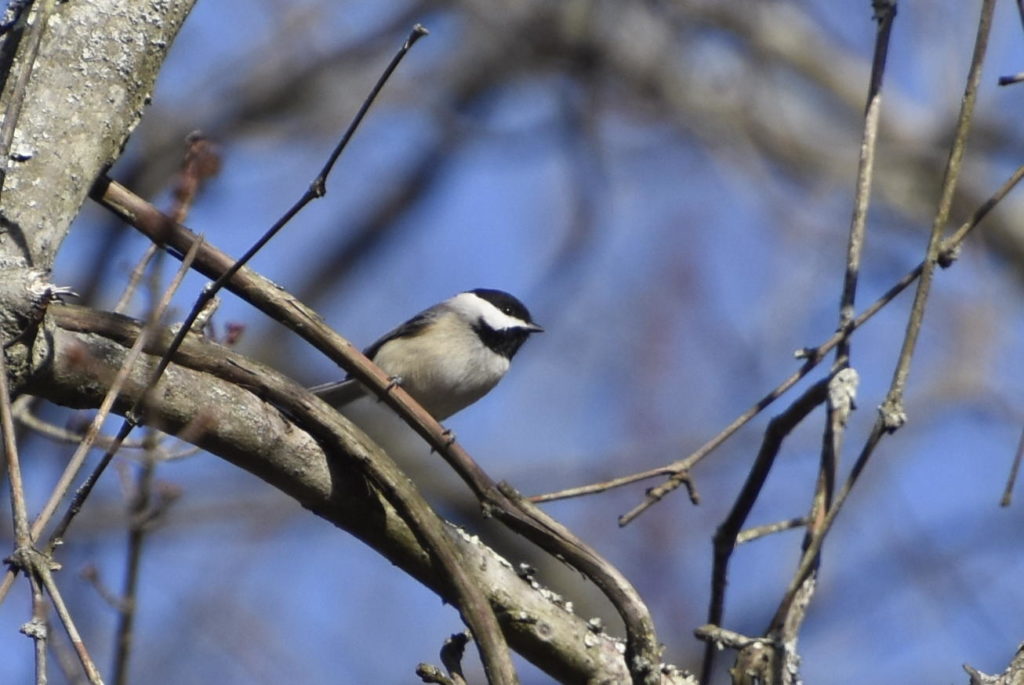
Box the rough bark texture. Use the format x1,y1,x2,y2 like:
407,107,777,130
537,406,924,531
0,0,196,385
0,0,196,268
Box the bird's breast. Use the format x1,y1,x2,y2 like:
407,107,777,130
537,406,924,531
371,322,510,420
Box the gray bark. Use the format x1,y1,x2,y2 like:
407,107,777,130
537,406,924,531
0,0,195,383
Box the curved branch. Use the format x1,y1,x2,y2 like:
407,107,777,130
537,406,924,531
31,304,691,684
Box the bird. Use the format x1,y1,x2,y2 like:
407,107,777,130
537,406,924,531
311,288,542,421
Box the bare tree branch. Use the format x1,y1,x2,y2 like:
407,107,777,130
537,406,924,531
30,303,691,684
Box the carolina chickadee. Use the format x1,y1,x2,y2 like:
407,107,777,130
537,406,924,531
312,289,542,421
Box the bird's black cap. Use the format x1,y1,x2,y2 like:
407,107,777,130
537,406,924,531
470,288,540,329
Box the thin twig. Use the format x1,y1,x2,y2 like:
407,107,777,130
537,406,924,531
879,0,993,424
33,555,103,684
816,0,896,567
26,572,47,685
694,624,771,650
769,422,884,630
0,332,32,546
529,464,675,503
770,0,997,635
700,378,829,685
13,397,148,450
113,135,220,316
311,26,429,197
112,239,177,685
736,517,807,545
169,133,222,224
617,159,1024,526
836,0,895,362
80,565,129,612
1001,424,1023,507
113,244,160,314
111,429,159,685
416,664,459,685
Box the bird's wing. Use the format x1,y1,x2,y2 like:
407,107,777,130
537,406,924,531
310,304,441,408
361,306,438,360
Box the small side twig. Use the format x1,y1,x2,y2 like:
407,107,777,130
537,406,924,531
736,517,807,545
12,396,148,450
79,564,129,612
22,572,47,685
529,464,677,504
694,624,773,651
440,632,470,683
416,664,460,685
700,378,829,685
112,429,162,685
417,632,470,685
7,547,103,684
1001,424,1024,507
112,244,160,314
33,553,103,684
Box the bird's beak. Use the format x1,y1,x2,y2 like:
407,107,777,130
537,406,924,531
527,322,544,333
